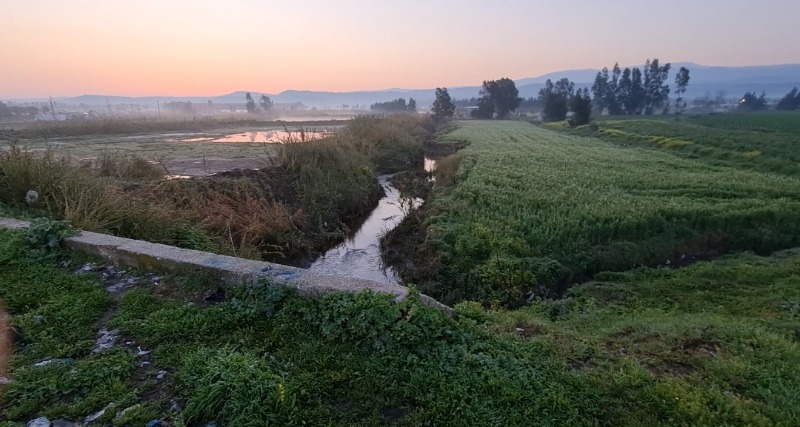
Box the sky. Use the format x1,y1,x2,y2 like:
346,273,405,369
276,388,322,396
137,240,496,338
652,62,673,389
2,0,799,98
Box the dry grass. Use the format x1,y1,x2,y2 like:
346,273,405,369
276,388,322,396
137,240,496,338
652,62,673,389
433,153,464,188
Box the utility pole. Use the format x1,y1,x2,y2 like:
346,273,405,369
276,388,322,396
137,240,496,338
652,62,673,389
156,100,161,119
106,99,112,117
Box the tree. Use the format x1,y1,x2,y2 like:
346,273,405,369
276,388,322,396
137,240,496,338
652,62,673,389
620,67,646,115
738,91,768,112
674,67,691,114
591,68,609,113
472,95,495,119
431,88,455,122
643,59,671,115
776,87,800,111
407,98,417,112
538,78,574,121
591,63,625,115
245,92,256,113
569,88,592,126
259,95,273,112
477,78,522,119
602,64,622,115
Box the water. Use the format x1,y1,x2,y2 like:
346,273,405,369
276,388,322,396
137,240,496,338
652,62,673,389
306,157,437,285
307,176,416,284
177,129,331,143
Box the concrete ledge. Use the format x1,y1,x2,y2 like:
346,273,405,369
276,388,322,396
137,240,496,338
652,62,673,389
0,218,30,231
1,218,451,312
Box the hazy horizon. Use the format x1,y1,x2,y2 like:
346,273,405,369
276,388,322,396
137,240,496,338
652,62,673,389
2,0,800,98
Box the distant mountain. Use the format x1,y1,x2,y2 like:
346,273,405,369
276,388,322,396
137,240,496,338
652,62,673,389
50,63,800,108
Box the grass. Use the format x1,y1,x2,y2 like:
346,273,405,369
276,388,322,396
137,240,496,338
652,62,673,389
2,226,799,425
412,120,800,307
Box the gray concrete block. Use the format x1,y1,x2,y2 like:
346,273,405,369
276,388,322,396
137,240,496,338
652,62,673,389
0,217,449,311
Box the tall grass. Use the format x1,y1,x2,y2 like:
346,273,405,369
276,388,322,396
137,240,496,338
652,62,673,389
275,114,430,227
0,145,183,241
0,114,432,261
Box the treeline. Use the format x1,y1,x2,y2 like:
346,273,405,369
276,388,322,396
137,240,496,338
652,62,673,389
0,102,40,118
370,98,417,113
591,60,689,115
777,87,800,111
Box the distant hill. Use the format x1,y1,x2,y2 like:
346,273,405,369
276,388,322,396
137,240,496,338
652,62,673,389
50,63,800,108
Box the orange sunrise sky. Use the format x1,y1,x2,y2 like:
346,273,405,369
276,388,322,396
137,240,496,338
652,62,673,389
2,0,799,98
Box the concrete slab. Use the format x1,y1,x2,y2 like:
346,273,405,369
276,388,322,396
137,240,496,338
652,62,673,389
0,217,452,313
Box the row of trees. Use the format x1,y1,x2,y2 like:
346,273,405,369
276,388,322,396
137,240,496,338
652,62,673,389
536,79,592,125
370,98,417,113
591,60,689,116
777,87,800,111
738,92,769,112
245,92,273,113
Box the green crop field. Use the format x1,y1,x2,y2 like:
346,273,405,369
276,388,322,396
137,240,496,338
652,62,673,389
546,113,800,176
421,120,800,307
689,111,800,134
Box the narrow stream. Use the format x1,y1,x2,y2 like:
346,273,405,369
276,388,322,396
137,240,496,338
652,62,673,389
307,157,436,284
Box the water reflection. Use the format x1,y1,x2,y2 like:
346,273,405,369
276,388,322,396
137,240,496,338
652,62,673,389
308,175,421,285
178,130,332,143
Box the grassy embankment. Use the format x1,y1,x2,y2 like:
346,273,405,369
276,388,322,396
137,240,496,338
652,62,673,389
2,223,800,425
0,115,428,262
397,120,800,308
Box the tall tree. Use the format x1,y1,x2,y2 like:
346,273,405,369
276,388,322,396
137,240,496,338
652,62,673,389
478,78,522,119
629,67,646,115
674,67,691,114
472,95,495,119
606,63,622,115
570,88,592,126
431,88,456,122
245,92,256,113
591,68,609,113
538,78,574,121
407,98,417,112
259,95,273,112
617,68,633,115
776,87,800,111
643,59,671,115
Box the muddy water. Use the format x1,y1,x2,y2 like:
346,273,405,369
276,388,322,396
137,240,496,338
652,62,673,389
307,158,436,285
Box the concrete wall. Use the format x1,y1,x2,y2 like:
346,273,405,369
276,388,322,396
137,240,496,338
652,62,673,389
0,218,451,313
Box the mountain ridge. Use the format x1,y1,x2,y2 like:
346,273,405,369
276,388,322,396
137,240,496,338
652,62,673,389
20,63,800,107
